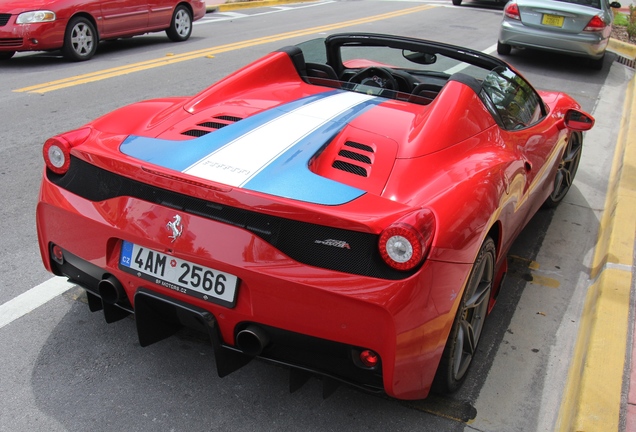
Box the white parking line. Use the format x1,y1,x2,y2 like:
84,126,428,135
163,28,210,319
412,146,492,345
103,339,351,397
0,277,74,330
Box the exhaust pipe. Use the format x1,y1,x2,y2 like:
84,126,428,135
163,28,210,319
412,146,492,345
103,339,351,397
98,275,126,305
236,325,270,356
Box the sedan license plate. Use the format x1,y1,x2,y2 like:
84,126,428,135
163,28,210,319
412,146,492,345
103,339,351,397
542,14,564,27
119,241,238,307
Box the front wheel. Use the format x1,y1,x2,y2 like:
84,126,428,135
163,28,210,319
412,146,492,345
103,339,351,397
166,5,193,42
62,16,98,61
543,131,582,208
433,237,495,393
452,0,462,5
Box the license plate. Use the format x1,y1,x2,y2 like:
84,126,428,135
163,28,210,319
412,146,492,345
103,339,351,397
119,241,239,308
542,14,564,27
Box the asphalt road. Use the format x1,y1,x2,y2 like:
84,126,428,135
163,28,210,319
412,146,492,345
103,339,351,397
0,1,632,431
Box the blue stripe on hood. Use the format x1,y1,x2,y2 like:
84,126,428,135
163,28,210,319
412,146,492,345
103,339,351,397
120,90,381,205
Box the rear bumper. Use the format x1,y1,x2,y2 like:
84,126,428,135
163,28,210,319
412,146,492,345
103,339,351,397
499,19,608,59
37,169,472,399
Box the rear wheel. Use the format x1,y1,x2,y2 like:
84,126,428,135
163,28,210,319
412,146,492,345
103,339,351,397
0,51,15,60
166,5,193,42
497,41,511,55
433,237,495,393
62,16,97,61
452,0,462,5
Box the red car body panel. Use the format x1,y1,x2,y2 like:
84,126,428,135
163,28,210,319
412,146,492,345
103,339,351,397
0,0,205,53
36,34,593,399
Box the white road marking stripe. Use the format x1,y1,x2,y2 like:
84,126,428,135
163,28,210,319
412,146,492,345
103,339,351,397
0,277,74,330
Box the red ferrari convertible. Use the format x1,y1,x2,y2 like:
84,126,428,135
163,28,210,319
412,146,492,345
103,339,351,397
36,33,593,400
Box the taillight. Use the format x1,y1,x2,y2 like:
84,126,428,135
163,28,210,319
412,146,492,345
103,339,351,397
378,209,435,271
43,137,71,174
504,3,521,20
584,15,606,32
42,127,91,175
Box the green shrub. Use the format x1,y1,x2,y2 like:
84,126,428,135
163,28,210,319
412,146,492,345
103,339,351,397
615,13,629,26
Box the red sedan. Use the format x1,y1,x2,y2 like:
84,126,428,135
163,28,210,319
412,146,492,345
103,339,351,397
36,33,593,399
0,0,206,61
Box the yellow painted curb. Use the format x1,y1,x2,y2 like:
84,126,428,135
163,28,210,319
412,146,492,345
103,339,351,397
207,0,317,13
556,68,636,430
608,38,636,61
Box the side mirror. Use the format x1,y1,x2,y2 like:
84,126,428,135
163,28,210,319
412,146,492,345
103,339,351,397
564,110,594,131
610,2,621,8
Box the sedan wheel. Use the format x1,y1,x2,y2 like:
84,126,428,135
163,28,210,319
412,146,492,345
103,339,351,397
497,41,511,55
62,17,98,61
166,6,193,42
543,131,582,208
433,237,495,393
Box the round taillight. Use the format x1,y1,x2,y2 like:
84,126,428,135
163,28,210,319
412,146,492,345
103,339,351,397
379,225,423,270
359,350,379,368
379,209,435,271
43,137,71,175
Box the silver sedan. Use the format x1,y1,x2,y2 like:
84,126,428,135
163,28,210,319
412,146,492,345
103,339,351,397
497,0,621,69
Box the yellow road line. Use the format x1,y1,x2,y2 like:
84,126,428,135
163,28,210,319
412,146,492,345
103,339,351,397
557,72,636,431
15,5,435,94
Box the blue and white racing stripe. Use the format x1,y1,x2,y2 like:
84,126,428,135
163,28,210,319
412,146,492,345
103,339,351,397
120,91,380,205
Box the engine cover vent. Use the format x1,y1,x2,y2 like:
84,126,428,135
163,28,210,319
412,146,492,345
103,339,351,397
331,141,374,177
181,115,244,138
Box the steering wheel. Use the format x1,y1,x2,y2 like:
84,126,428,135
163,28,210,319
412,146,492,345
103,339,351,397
348,67,398,90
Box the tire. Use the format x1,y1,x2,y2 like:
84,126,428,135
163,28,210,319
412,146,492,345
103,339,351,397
0,51,15,60
497,41,511,55
543,131,583,208
166,5,193,42
433,237,495,393
452,0,462,5
62,16,98,61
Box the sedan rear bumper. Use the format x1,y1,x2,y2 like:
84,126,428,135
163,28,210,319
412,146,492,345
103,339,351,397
499,20,608,59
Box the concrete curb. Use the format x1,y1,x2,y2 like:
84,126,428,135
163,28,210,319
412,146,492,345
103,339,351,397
608,37,636,61
556,68,636,430
207,0,317,13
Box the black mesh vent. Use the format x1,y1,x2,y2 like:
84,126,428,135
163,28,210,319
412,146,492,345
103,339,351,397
198,121,228,129
215,115,242,122
344,141,374,153
332,160,368,177
182,129,210,137
181,115,243,138
0,14,10,26
48,157,415,280
338,149,371,164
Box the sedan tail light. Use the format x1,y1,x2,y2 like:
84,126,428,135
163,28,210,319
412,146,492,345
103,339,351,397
584,15,606,32
378,209,435,271
42,127,91,175
504,3,521,20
